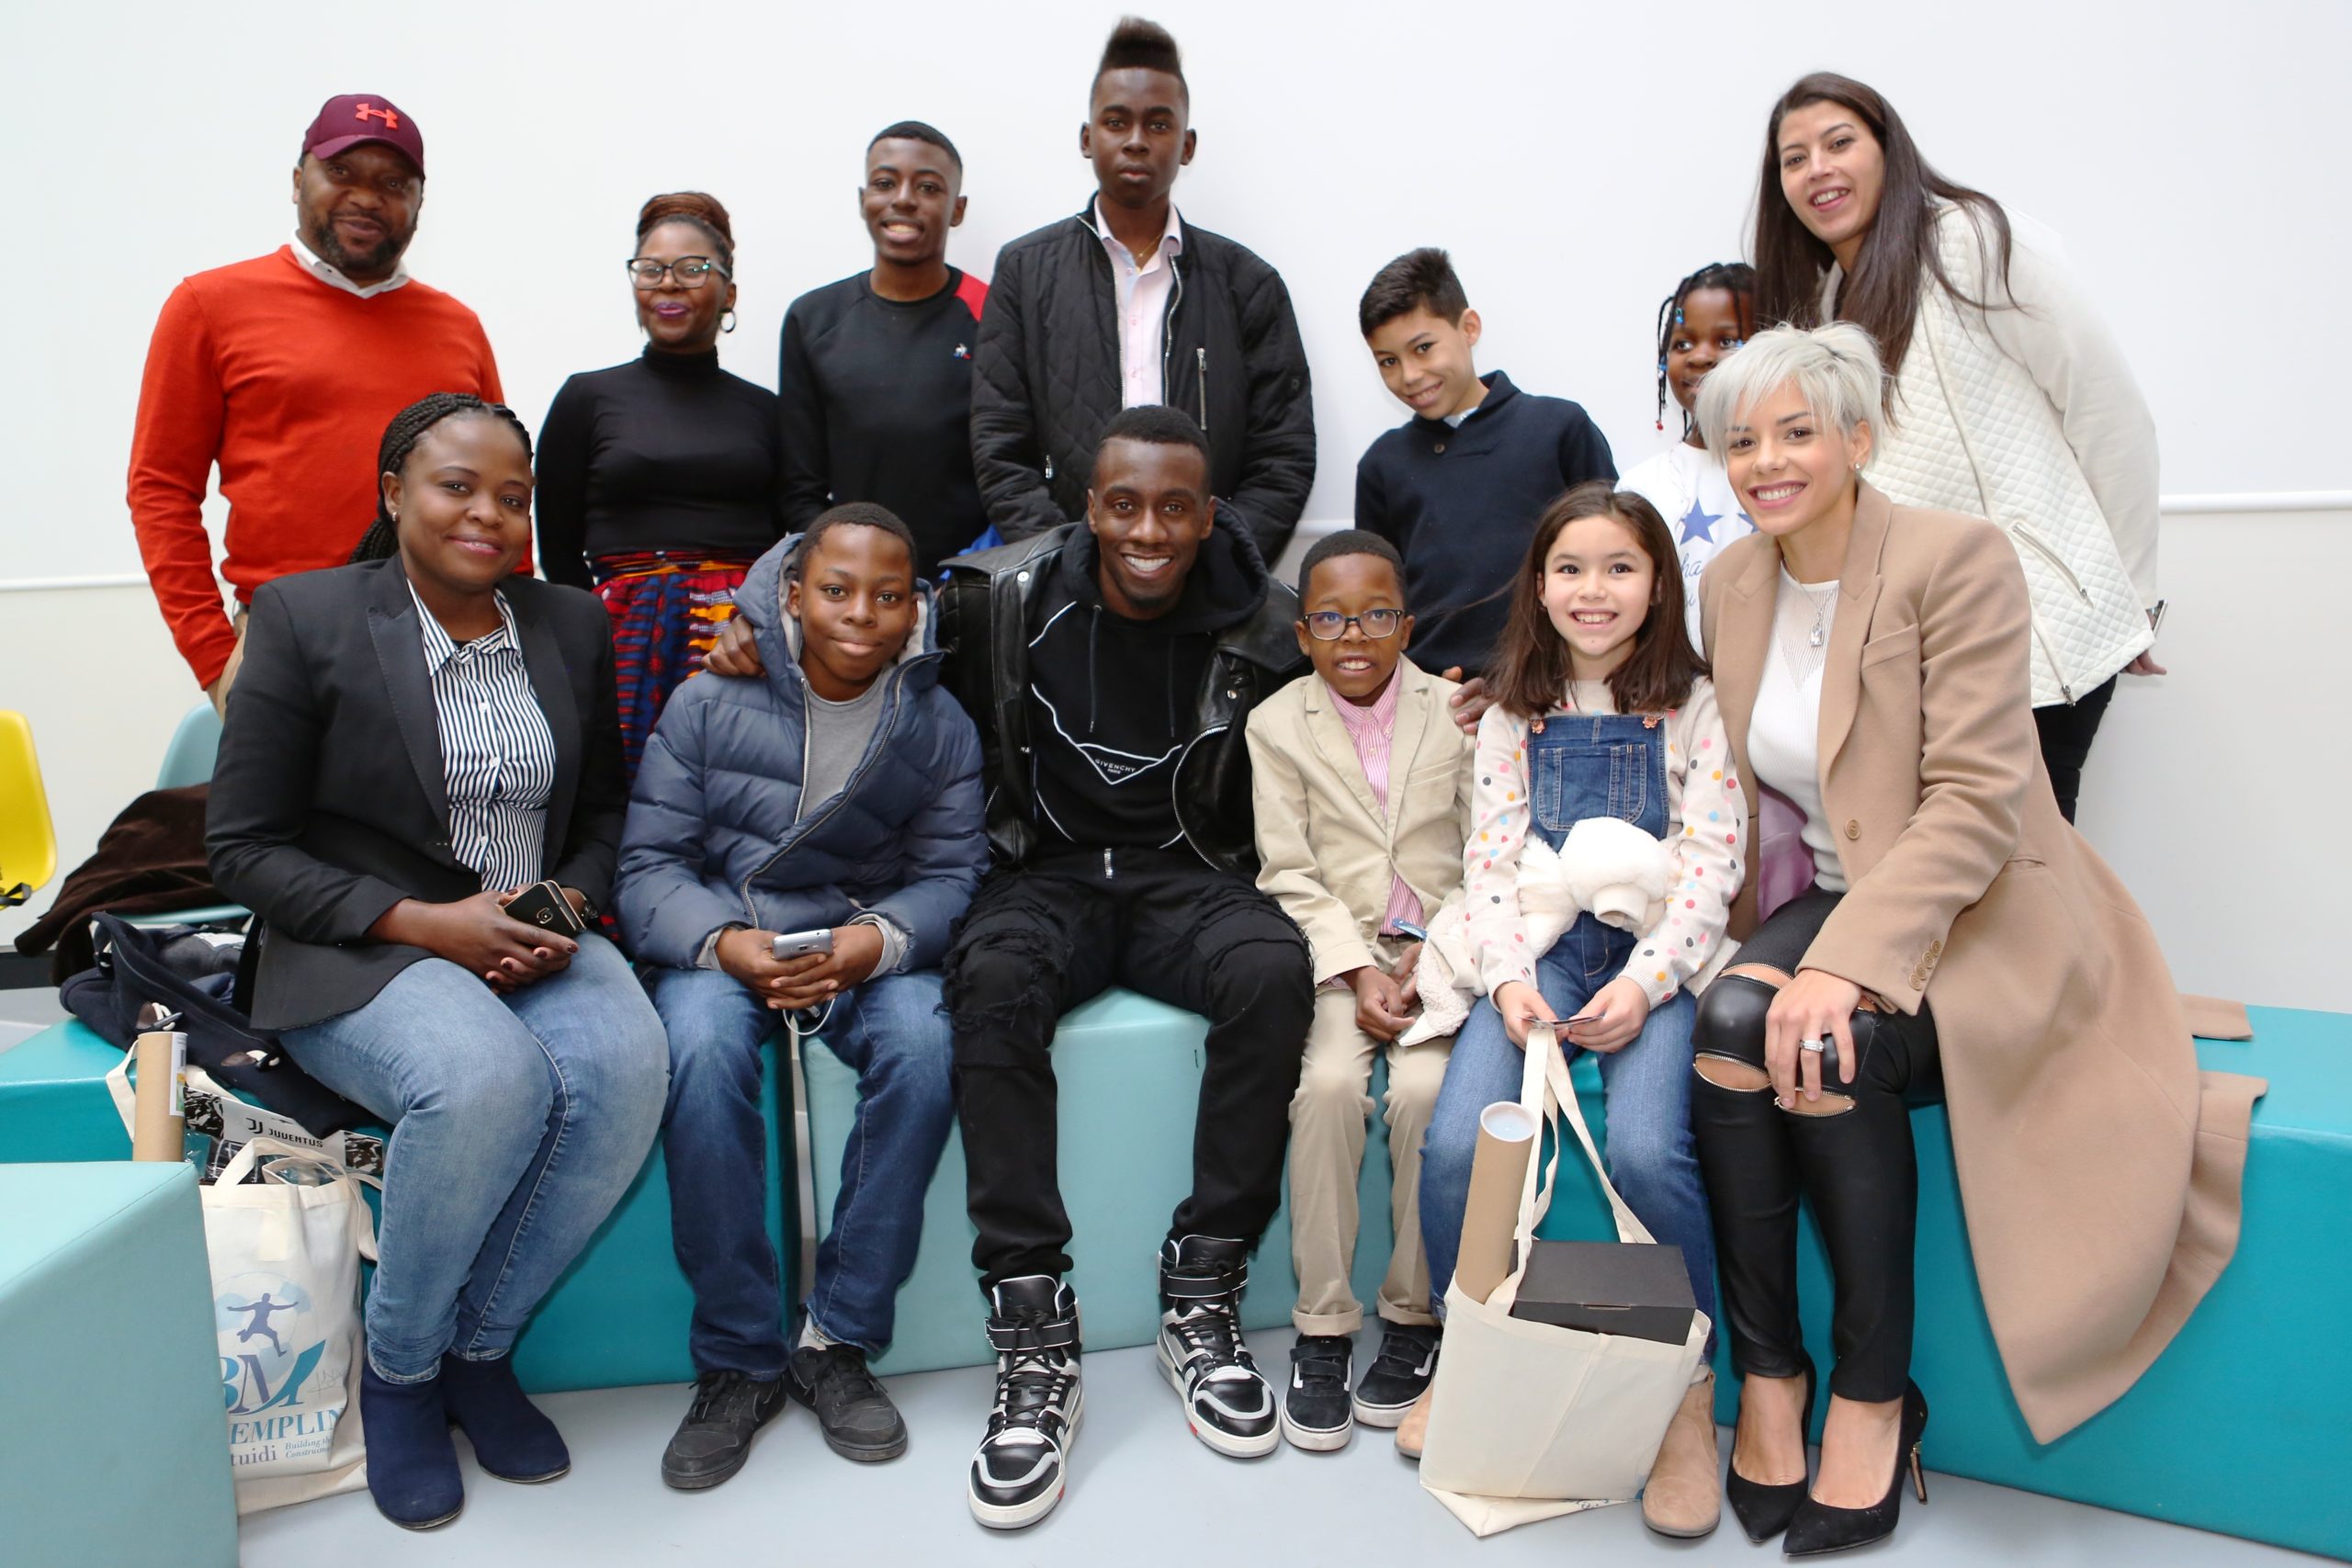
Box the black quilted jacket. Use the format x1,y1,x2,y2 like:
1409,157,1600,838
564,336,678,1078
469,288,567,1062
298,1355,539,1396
969,202,1316,558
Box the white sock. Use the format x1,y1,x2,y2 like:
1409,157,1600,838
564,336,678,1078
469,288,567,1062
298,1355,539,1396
797,1320,837,1352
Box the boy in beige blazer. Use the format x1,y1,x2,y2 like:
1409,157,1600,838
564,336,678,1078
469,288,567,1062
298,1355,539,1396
1244,530,1475,1452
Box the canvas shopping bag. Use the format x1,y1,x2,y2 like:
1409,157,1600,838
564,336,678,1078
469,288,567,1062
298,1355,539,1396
1419,1025,1709,1536
198,1135,379,1514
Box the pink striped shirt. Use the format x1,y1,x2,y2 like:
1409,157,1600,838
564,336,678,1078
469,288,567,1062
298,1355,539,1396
1326,671,1425,936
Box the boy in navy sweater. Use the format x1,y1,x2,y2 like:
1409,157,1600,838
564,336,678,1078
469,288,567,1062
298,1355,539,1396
1353,248,1615,680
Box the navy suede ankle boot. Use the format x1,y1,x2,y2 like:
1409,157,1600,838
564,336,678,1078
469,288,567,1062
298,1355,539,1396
359,1362,463,1529
440,1353,571,1482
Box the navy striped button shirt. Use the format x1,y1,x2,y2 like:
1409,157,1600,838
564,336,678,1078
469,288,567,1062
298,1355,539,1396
412,585,557,893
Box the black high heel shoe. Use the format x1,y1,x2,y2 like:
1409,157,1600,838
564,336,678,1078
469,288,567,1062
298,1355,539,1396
1782,1381,1928,1558
1724,1355,1817,1544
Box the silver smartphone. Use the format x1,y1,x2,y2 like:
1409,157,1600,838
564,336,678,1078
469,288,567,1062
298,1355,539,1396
771,928,835,960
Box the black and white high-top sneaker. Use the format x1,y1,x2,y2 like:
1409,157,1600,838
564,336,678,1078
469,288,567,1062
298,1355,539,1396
1155,1235,1279,1459
967,1276,1083,1531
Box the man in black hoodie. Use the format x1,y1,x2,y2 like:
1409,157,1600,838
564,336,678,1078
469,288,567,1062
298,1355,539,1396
967,16,1315,560
700,407,1313,1529
944,406,1309,1529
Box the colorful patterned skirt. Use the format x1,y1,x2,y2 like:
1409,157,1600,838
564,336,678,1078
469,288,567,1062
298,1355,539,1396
593,551,759,781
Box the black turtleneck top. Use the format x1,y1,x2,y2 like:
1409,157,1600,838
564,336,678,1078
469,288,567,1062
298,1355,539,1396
535,345,785,588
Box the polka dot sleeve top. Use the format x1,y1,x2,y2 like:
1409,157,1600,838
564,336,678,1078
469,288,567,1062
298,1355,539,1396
1463,676,1745,1007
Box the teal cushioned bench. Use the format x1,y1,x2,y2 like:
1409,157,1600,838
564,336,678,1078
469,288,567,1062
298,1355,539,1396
0,1161,238,1568
9,998,2345,1556
0,1021,793,1396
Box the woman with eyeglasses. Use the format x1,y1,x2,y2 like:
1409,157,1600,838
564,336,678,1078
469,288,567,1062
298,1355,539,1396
537,191,784,777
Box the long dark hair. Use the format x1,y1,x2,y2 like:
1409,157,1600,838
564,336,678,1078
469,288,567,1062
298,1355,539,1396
1750,73,2012,382
1488,483,1703,721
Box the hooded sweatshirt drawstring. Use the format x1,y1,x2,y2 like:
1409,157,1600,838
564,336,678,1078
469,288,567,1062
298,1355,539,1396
1087,608,1101,735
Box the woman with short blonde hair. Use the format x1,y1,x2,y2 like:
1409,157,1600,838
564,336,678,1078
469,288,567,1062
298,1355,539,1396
1685,324,2258,1555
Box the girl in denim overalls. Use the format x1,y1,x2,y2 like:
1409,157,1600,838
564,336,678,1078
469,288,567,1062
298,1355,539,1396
1414,484,1743,1522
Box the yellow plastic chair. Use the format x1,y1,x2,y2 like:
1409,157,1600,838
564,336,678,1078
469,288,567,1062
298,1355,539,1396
0,711,57,908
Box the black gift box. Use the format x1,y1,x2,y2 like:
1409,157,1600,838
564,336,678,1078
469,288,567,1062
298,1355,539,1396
1508,1240,1695,1346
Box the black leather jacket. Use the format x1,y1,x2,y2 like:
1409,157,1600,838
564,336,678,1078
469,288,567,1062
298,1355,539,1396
938,523,1306,874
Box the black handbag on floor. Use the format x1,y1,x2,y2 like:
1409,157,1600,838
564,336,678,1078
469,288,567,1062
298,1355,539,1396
61,911,368,1134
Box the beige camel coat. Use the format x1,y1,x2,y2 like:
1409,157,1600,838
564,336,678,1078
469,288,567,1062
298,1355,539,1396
1700,483,2263,1442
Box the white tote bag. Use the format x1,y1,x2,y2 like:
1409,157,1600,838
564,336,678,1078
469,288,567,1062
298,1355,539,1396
199,1135,379,1514
1419,1025,1709,1536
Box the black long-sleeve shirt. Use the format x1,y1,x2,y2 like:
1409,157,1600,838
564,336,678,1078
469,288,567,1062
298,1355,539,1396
535,346,783,589
777,268,991,576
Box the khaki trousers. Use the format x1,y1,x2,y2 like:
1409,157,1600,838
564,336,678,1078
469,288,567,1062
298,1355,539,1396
1287,936,1450,1335
208,607,250,717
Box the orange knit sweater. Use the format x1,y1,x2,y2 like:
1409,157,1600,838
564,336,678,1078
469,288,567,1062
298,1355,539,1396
127,246,504,686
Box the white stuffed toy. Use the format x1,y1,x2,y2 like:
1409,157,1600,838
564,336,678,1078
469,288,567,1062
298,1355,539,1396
1398,818,1736,1046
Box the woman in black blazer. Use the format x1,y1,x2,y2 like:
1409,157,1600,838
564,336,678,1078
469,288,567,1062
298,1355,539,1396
208,393,668,1531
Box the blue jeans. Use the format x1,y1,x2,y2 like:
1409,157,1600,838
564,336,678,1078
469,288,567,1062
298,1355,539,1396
650,965,955,1370
281,933,669,1382
1419,916,1718,1341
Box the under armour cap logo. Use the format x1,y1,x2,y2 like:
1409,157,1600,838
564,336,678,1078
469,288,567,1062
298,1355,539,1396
355,102,401,129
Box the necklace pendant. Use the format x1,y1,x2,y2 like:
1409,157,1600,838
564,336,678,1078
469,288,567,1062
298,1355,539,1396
1808,626,1826,649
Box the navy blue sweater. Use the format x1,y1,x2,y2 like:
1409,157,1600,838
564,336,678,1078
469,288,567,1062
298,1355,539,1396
1353,370,1615,678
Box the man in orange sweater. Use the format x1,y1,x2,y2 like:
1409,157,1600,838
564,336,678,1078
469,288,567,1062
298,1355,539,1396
127,94,505,707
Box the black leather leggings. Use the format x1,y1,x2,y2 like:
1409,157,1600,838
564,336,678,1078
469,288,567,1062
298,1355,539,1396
1690,890,1942,1403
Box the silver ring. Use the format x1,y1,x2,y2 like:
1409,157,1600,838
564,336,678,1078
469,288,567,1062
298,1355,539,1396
1799,1037,1827,1054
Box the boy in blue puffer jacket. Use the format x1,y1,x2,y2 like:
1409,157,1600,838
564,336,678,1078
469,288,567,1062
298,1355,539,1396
616,502,986,1490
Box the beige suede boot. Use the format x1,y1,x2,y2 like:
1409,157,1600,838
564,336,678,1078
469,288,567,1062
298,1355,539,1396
1642,1371,1723,1538
1394,1384,1435,1460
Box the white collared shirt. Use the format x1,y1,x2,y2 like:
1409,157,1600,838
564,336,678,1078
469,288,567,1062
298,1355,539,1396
288,231,411,299
1091,197,1183,408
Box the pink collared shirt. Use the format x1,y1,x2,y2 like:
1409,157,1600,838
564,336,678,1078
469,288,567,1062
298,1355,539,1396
1092,198,1183,408
1325,669,1425,938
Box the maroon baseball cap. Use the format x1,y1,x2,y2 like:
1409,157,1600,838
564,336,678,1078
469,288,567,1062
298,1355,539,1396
303,94,425,176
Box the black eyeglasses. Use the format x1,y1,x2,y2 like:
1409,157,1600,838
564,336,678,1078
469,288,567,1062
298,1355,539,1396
626,255,729,288
1302,609,1404,641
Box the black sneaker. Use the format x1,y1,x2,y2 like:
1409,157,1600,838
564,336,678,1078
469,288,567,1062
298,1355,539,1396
786,1342,908,1462
1352,1322,1439,1428
1155,1235,1278,1459
968,1277,1083,1531
1279,1333,1354,1451
660,1370,786,1490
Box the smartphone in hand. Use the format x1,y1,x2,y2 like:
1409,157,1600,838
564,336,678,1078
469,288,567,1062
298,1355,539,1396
504,881,585,937
771,928,835,961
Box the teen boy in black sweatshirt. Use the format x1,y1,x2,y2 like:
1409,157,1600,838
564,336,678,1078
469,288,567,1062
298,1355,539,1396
778,121,991,575
968,17,1314,560
1354,247,1616,680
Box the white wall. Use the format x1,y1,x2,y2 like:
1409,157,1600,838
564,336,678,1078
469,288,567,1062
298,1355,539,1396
5,1,2348,1009
5,0,2348,586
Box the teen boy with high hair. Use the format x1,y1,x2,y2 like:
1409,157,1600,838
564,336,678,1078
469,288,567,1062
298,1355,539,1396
1354,246,1616,681
778,122,993,575
969,16,1315,559
1245,530,1475,1451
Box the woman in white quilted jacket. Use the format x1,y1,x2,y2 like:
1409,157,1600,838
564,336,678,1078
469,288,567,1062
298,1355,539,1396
1748,72,2165,821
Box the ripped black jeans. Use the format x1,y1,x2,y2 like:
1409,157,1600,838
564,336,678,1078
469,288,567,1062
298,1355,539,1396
943,846,1314,1292
1690,890,1943,1403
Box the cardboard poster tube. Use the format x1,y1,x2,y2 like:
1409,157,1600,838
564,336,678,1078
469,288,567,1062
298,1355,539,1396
1455,1100,1540,1305
130,1029,187,1162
